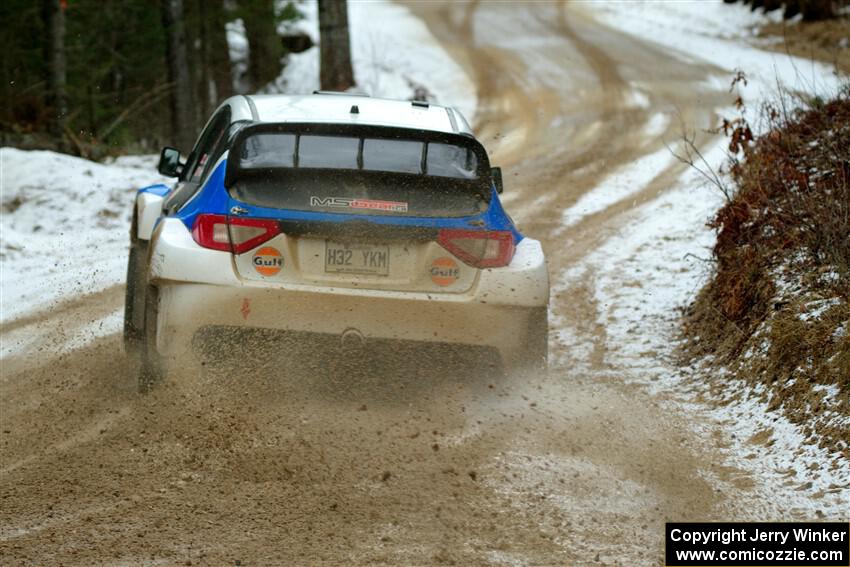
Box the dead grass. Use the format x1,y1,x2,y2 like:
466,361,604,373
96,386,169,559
683,86,850,458
758,16,850,74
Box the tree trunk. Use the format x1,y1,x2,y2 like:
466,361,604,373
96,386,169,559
784,0,802,18
242,0,281,92
762,0,783,12
209,0,234,103
42,0,67,139
318,0,354,91
161,0,197,151
800,0,834,20
185,0,212,120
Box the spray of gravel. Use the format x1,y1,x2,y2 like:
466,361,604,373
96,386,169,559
2,309,599,564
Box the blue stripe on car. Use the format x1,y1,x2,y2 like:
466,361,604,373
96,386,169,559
169,160,523,242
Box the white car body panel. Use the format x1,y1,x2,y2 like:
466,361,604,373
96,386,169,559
136,192,165,240
150,219,548,306
245,94,472,135
149,218,241,286
148,220,548,368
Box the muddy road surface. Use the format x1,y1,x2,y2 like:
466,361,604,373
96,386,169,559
0,2,782,565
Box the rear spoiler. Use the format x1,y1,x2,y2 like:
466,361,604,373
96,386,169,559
224,122,492,189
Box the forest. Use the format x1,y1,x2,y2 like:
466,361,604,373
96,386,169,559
0,0,354,157
724,0,845,20
1,0,843,158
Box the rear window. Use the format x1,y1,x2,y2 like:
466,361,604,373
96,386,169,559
230,133,489,217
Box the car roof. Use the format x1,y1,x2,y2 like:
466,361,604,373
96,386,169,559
226,93,473,136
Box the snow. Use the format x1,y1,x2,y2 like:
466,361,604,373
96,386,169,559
625,85,651,110
798,297,841,322
0,149,168,355
558,146,675,229
266,0,477,122
554,0,850,516
226,18,250,95
643,113,669,140
585,0,844,104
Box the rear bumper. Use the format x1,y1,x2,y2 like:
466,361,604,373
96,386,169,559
148,218,549,369
155,282,545,369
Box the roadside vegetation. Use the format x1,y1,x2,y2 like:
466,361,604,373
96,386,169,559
724,0,849,74
1,1,281,153
683,82,850,459
759,17,850,74
723,0,845,21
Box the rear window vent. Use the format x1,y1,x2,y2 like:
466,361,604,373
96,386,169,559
312,90,370,96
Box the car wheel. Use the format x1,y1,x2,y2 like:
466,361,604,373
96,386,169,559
525,306,549,376
138,284,164,392
123,239,148,354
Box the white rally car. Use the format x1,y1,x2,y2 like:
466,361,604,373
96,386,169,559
125,93,549,389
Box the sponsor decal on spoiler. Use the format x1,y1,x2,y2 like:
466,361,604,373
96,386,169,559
252,246,283,276
430,257,460,286
310,196,408,213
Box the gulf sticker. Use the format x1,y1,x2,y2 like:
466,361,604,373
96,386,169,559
430,257,460,286
252,246,283,276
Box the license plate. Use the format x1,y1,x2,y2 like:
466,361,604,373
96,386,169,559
324,241,390,276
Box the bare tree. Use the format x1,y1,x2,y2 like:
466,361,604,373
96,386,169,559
318,0,354,91
800,0,834,20
42,0,67,138
208,0,234,104
242,0,282,92
161,0,197,150
724,0,835,20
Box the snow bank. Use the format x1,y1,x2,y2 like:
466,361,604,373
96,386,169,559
0,149,167,353
555,0,850,516
555,139,849,516
586,0,843,103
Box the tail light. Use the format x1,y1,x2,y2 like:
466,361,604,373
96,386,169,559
437,229,515,268
192,214,281,254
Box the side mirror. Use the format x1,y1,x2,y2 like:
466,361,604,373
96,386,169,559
491,166,504,194
158,147,184,177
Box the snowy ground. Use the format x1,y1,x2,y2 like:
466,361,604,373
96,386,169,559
557,0,849,511
585,0,844,105
0,150,167,356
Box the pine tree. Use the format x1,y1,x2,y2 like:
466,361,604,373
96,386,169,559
42,0,67,139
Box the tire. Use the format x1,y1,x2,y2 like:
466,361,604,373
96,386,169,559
525,306,549,375
138,284,164,392
123,239,148,354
